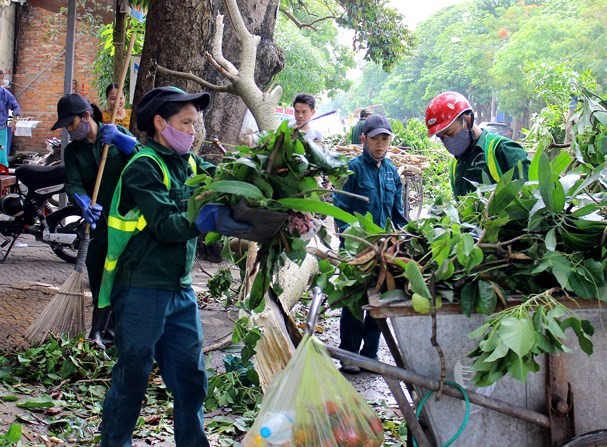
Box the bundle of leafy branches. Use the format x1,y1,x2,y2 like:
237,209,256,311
187,120,360,312
312,89,607,386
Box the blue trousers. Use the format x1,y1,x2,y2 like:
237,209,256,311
339,306,381,359
101,285,210,447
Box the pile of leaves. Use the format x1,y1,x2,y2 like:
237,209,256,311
312,88,607,386
186,121,359,312
0,335,263,445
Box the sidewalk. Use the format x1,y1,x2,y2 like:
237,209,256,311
0,234,236,355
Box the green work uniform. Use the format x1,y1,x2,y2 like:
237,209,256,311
450,129,530,198
351,118,366,144
63,124,135,303
110,139,214,292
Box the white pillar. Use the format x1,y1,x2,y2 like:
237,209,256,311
0,0,17,82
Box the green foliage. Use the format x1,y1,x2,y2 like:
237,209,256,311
92,18,146,105
283,0,412,72
272,9,355,103
187,121,355,313
468,292,593,385
309,91,607,385
207,268,237,306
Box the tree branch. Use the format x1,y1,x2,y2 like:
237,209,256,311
205,51,236,81
210,14,239,77
155,63,233,92
223,0,254,41
279,6,337,29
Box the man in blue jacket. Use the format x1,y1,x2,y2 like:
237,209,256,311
334,114,407,373
0,70,20,171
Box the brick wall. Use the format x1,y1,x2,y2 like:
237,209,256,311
12,3,107,152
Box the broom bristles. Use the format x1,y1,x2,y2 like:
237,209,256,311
24,271,86,345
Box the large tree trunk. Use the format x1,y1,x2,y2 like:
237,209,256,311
201,0,283,162
131,0,283,163
131,0,216,136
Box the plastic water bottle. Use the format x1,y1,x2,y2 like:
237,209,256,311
259,411,294,444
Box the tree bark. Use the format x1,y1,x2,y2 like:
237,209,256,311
112,0,127,84
131,0,216,137
131,0,283,163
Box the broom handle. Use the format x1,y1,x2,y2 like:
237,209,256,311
85,31,137,236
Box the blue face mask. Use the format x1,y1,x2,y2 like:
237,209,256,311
440,127,472,157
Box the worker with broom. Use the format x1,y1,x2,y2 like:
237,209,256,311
51,93,138,350
98,86,252,447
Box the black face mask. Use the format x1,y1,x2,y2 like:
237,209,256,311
440,127,473,157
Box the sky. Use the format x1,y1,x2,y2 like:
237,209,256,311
391,0,469,28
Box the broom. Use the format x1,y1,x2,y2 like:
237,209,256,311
25,32,137,345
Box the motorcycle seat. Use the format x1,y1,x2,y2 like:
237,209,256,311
15,163,66,191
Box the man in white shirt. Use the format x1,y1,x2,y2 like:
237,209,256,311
292,93,323,141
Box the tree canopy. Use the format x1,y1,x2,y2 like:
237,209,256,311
334,0,607,132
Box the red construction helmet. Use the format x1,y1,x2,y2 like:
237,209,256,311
425,91,473,137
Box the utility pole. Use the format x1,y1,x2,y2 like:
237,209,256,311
60,0,76,207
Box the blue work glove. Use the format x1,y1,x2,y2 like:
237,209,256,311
196,204,253,236
99,124,137,155
73,193,103,230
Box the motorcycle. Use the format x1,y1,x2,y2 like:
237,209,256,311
0,163,84,263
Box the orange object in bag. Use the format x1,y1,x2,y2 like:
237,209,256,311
242,334,384,447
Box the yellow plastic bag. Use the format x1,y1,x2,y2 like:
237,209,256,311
242,334,384,447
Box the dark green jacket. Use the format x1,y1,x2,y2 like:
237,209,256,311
451,129,530,197
333,149,407,233
64,124,134,242
114,139,214,291
351,118,366,144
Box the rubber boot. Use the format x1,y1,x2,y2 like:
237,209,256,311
89,307,111,350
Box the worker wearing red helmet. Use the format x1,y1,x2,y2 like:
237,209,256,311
425,91,530,198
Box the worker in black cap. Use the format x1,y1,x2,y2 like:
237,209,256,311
334,114,407,374
98,86,251,447
51,93,138,350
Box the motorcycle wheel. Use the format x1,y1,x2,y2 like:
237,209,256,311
46,205,84,264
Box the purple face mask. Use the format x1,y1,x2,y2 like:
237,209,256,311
68,117,90,141
160,121,195,155
440,127,473,158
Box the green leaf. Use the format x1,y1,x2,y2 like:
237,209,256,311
411,293,431,314
497,316,535,357
404,262,431,299
545,228,557,251
550,151,573,176
460,282,477,317
185,173,211,187
16,395,55,409
528,145,543,182
538,153,565,213
488,169,523,215
484,342,510,362
506,352,540,383
205,180,266,201
380,289,407,303
3,423,22,443
277,198,357,224
476,280,497,315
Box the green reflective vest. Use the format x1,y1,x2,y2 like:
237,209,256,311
98,148,197,308
449,132,505,194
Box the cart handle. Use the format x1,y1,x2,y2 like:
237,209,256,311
305,286,325,336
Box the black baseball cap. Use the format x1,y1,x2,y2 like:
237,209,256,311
136,86,211,131
363,114,394,137
51,94,92,130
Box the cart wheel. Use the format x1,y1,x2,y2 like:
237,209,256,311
563,430,607,446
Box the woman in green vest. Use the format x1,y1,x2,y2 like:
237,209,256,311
99,86,251,447
51,93,137,349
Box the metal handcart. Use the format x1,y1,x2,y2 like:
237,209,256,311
305,287,607,447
